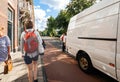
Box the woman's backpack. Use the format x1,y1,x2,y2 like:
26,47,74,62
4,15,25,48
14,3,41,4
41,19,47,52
24,30,38,53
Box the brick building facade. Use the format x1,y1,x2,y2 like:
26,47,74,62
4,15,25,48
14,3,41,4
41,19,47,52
0,0,18,52
0,0,34,52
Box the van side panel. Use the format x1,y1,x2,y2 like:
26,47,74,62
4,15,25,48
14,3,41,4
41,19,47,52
66,0,120,80
76,3,119,38
77,0,120,19
67,15,118,79
117,14,120,81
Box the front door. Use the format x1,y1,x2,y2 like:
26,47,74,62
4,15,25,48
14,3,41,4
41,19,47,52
7,21,13,51
8,8,13,51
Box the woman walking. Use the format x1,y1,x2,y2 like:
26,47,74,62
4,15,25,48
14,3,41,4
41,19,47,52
20,20,43,82
0,27,11,74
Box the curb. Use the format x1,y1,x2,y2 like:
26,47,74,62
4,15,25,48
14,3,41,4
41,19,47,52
40,55,48,82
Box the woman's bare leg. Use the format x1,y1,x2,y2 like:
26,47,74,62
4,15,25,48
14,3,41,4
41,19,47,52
27,64,33,82
32,61,38,80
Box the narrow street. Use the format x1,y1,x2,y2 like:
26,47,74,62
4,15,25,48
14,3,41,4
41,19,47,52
43,38,117,82
1,0,120,82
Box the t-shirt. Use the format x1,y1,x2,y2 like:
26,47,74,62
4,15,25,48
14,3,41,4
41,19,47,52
63,35,66,43
0,36,10,62
20,29,43,58
60,34,66,43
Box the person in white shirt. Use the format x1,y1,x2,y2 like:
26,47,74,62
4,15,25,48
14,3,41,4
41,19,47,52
60,32,67,52
20,20,43,82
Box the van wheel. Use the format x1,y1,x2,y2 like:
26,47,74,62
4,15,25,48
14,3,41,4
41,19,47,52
78,53,93,73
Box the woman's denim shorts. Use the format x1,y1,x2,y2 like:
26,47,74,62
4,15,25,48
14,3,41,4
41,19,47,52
24,53,38,64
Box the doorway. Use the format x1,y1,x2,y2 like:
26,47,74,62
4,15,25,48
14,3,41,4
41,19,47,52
7,21,13,51
8,8,13,51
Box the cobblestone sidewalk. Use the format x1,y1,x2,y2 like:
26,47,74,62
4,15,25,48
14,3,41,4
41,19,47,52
0,52,46,82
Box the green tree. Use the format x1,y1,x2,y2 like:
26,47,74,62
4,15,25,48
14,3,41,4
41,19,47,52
42,28,49,36
56,10,69,33
47,16,57,36
66,0,96,17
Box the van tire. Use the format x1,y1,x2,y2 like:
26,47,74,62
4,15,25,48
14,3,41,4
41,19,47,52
77,53,93,73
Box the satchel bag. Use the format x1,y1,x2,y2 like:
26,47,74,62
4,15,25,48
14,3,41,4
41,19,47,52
4,64,8,74
7,59,13,71
4,59,13,74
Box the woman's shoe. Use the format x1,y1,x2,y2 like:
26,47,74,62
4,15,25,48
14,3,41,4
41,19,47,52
34,79,38,82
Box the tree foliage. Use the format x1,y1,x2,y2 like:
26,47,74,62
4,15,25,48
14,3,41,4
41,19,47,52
56,10,69,32
42,0,96,36
46,16,57,36
66,0,95,17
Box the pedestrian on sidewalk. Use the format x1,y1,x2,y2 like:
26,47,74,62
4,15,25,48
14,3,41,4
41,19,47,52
60,32,67,52
20,20,43,82
0,27,11,74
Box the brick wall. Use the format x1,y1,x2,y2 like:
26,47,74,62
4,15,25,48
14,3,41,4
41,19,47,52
0,0,19,52
0,0,8,34
0,0,34,52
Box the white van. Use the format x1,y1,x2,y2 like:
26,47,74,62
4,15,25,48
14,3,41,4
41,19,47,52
66,0,120,81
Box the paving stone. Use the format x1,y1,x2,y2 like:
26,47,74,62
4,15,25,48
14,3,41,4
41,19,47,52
0,52,46,82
